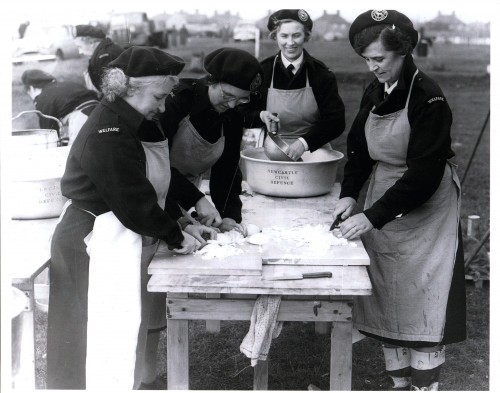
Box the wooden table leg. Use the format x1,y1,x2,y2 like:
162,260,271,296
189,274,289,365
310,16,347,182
330,320,353,391
205,293,221,333
11,284,36,390
167,294,189,390
253,358,269,390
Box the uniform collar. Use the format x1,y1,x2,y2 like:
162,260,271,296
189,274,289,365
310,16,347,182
103,96,144,132
366,54,417,105
384,81,399,95
280,51,304,73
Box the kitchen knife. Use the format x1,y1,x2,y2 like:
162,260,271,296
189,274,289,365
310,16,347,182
265,272,333,281
329,214,343,231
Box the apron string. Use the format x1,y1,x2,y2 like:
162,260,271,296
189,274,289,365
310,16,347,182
405,69,420,109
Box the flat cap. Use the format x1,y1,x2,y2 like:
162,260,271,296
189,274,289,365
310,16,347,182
267,9,313,32
21,69,56,87
349,10,419,48
204,48,263,92
74,24,106,39
108,46,185,77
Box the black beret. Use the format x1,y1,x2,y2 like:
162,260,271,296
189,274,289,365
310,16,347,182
74,24,106,39
21,69,55,87
349,10,419,49
204,48,263,92
108,46,185,77
267,9,313,32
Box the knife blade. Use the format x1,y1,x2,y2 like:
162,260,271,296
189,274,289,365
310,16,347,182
265,272,333,281
329,214,343,231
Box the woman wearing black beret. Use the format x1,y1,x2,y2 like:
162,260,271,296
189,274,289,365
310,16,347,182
332,10,466,390
159,47,264,234
256,9,345,161
46,46,217,390
73,24,124,95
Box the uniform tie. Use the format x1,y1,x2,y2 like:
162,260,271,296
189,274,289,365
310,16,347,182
286,64,295,79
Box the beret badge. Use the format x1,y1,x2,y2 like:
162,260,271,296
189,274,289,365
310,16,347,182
371,10,388,21
298,9,309,22
250,73,262,91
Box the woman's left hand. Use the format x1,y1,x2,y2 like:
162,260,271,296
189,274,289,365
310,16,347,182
184,224,219,247
339,213,374,240
219,218,248,236
284,140,306,161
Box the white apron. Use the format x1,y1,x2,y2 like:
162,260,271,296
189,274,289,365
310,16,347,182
86,137,171,390
169,115,225,188
60,100,99,145
266,56,331,150
353,70,461,343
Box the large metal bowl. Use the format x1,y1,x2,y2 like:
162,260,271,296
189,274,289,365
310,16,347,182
240,147,344,197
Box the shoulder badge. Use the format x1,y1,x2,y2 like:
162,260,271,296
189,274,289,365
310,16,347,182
97,127,120,134
428,96,445,104
371,10,388,21
98,53,110,59
298,9,309,22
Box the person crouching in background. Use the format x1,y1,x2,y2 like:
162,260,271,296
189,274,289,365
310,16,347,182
21,69,99,145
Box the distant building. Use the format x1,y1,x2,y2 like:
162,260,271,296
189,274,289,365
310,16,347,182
424,11,467,44
209,10,241,31
313,10,350,41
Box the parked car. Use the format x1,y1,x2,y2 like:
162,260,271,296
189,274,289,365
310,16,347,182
12,24,80,63
109,12,167,47
233,20,259,42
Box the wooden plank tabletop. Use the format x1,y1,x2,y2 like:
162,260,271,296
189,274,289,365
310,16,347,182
148,264,371,296
149,241,262,276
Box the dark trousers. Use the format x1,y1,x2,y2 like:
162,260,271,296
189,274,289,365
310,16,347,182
46,205,94,389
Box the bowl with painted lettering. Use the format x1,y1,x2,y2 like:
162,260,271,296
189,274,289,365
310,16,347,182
240,147,343,197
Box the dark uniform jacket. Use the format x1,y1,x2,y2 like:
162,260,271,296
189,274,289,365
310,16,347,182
35,81,98,131
61,97,204,248
159,77,245,222
339,55,455,229
88,38,124,91
248,49,345,151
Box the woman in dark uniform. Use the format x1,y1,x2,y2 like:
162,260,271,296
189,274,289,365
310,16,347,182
332,10,466,390
160,47,264,234
47,46,217,390
256,9,345,161
73,24,124,94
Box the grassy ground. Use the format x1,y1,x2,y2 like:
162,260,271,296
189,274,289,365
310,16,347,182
33,283,489,390
12,37,490,390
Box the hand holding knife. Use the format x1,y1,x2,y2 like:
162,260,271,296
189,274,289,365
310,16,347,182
329,213,343,231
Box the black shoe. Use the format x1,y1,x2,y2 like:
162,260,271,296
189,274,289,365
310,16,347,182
138,378,168,390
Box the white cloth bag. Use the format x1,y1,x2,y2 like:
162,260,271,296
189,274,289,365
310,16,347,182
85,211,142,390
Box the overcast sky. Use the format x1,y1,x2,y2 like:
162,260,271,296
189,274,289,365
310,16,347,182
6,0,497,26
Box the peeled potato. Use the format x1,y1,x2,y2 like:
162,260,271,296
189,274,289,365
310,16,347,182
245,223,261,236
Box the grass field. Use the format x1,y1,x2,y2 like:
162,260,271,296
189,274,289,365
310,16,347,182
11,37,490,390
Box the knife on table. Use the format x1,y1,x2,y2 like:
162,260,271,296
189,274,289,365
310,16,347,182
265,272,333,281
